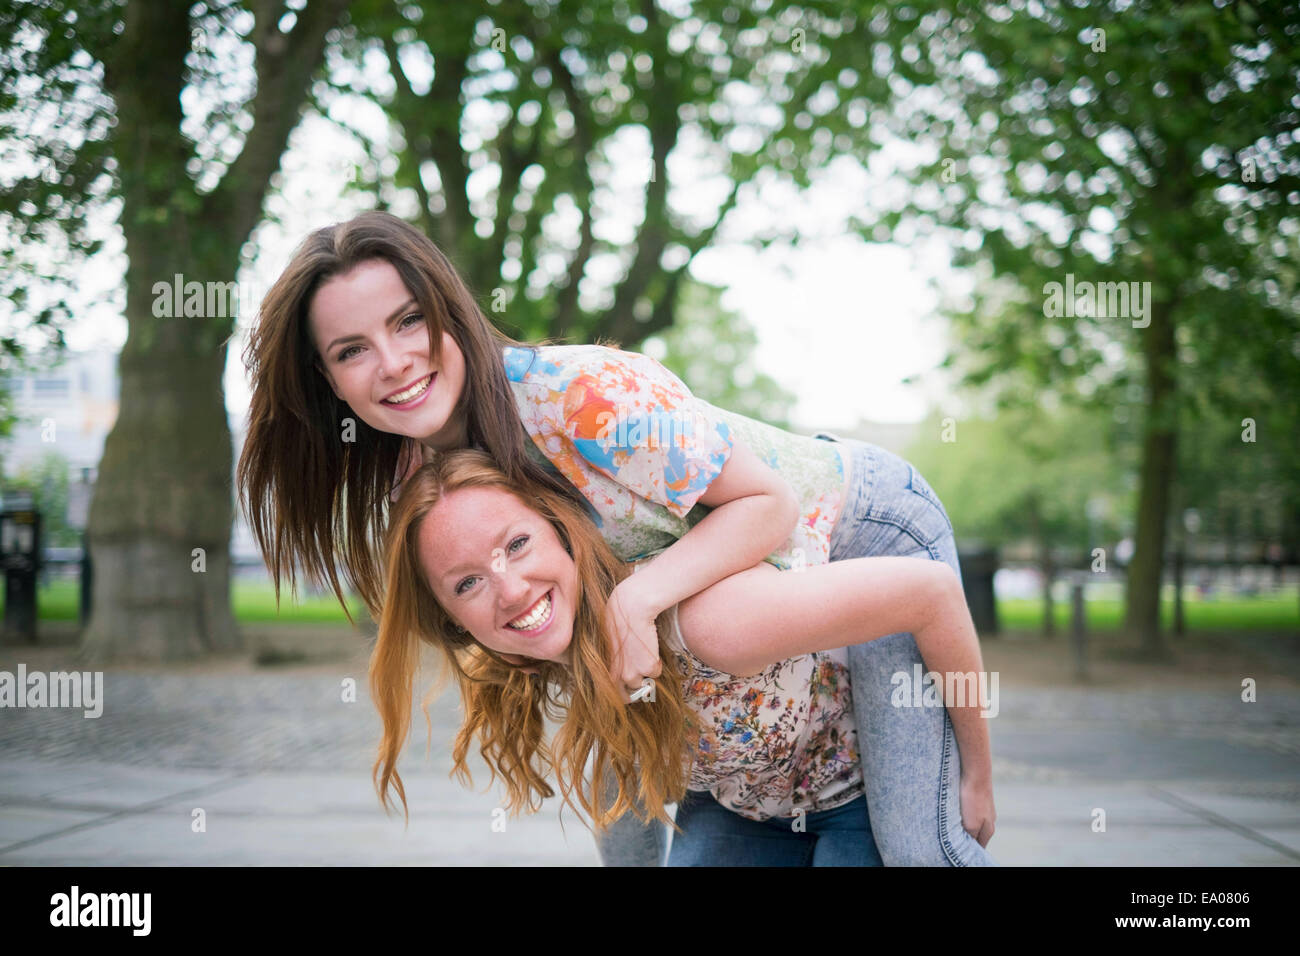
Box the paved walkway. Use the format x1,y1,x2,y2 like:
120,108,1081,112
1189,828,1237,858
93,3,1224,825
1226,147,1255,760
2,640,1298,865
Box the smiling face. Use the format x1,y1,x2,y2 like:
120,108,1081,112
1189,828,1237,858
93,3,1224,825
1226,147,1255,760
309,258,469,450
419,485,579,667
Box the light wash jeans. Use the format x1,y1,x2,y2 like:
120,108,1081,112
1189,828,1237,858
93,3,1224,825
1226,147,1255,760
595,436,996,866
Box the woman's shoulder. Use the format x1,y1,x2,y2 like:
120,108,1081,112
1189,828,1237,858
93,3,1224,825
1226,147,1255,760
504,342,666,387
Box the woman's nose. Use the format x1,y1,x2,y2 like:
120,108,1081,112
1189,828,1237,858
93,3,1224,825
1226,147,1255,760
495,569,531,607
375,338,413,380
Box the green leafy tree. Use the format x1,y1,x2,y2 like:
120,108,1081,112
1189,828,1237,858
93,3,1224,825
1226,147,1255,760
1171,350,1300,623
6,0,918,659
905,400,1133,634
2,0,352,659
319,0,958,348
873,0,1300,656
5,449,76,548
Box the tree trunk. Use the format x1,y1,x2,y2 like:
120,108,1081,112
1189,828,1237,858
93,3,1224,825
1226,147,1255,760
79,292,240,661
1172,541,1185,638
1028,494,1054,638
1171,482,1185,639
78,0,349,661
1123,295,1178,660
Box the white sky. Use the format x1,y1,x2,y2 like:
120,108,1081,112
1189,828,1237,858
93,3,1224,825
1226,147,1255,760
60,107,963,433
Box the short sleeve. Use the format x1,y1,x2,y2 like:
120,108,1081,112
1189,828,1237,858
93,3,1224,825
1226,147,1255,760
558,350,734,518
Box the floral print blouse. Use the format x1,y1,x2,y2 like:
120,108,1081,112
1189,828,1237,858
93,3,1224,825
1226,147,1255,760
635,556,863,821
502,343,848,570
394,344,848,571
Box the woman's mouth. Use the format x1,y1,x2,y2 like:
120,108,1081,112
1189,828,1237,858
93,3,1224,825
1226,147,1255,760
505,590,554,633
381,373,435,408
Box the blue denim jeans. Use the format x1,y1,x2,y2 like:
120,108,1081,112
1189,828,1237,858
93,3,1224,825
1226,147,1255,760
594,437,996,866
667,791,882,866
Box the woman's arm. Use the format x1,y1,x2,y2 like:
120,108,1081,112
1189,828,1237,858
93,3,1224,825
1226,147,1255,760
548,348,800,693
674,556,994,791
605,436,799,690
620,435,800,617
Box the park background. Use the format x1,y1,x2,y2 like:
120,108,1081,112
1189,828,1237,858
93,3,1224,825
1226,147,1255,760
0,0,1297,866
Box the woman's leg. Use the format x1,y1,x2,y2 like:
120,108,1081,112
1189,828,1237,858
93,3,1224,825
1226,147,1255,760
593,765,670,866
809,795,884,867
818,435,996,867
667,790,815,867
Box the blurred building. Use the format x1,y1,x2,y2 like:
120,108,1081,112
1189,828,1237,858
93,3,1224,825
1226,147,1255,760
0,349,265,568
0,349,119,478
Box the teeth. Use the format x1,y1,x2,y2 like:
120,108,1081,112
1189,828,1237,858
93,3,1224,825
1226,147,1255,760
506,592,552,630
382,374,432,404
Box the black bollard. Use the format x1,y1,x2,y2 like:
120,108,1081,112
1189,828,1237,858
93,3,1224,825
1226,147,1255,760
1070,577,1087,681
959,547,999,638
80,531,93,626
1,496,42,644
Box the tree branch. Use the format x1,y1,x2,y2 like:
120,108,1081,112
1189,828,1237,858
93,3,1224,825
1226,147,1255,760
203,0,352,251
537,40,597,340
380,31,439,244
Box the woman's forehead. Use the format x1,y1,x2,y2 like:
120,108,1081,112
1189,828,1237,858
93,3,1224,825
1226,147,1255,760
308,260,413,333
420,487,540,563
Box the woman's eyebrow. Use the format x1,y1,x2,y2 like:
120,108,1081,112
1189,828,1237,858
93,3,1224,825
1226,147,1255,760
325,298,416,352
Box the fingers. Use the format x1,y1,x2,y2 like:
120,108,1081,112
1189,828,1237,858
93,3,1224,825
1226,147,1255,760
621,662,663,686
625,677,656,705
618,649,662,682
962,813,995,846
618,656,662,688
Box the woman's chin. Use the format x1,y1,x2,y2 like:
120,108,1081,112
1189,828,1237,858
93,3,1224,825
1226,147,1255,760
530,621,576,666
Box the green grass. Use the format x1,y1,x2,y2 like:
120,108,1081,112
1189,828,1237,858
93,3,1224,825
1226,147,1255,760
230,581,366,623
999,592,1299,633
7,578,365,624
8,578,1297,631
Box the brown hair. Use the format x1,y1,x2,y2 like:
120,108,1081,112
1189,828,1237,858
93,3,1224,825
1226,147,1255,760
236,211,583,618
371,448,696,832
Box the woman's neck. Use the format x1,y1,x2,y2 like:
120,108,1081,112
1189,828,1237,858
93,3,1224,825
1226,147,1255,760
418,411,469,453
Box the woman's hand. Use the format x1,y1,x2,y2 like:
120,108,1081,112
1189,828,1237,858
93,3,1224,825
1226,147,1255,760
960,772,996,847
604,575,664,702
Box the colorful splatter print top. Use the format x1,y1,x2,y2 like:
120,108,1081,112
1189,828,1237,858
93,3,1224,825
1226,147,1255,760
498,343,848,569
633,556,862,821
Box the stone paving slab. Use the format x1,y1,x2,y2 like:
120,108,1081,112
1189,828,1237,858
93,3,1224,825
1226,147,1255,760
0,806,104,848
1154,787,1300,830
3,765,1298,866
0,761,598,865
2,659,1297,865
988,781,1300,865
990,821,1299,866
4,804,599,866
0,760,232,808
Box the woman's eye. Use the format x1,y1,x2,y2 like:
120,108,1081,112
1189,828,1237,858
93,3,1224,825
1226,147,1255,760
508,535,529,554
455,576,478,595
338,345,361,361
399,313,424,330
